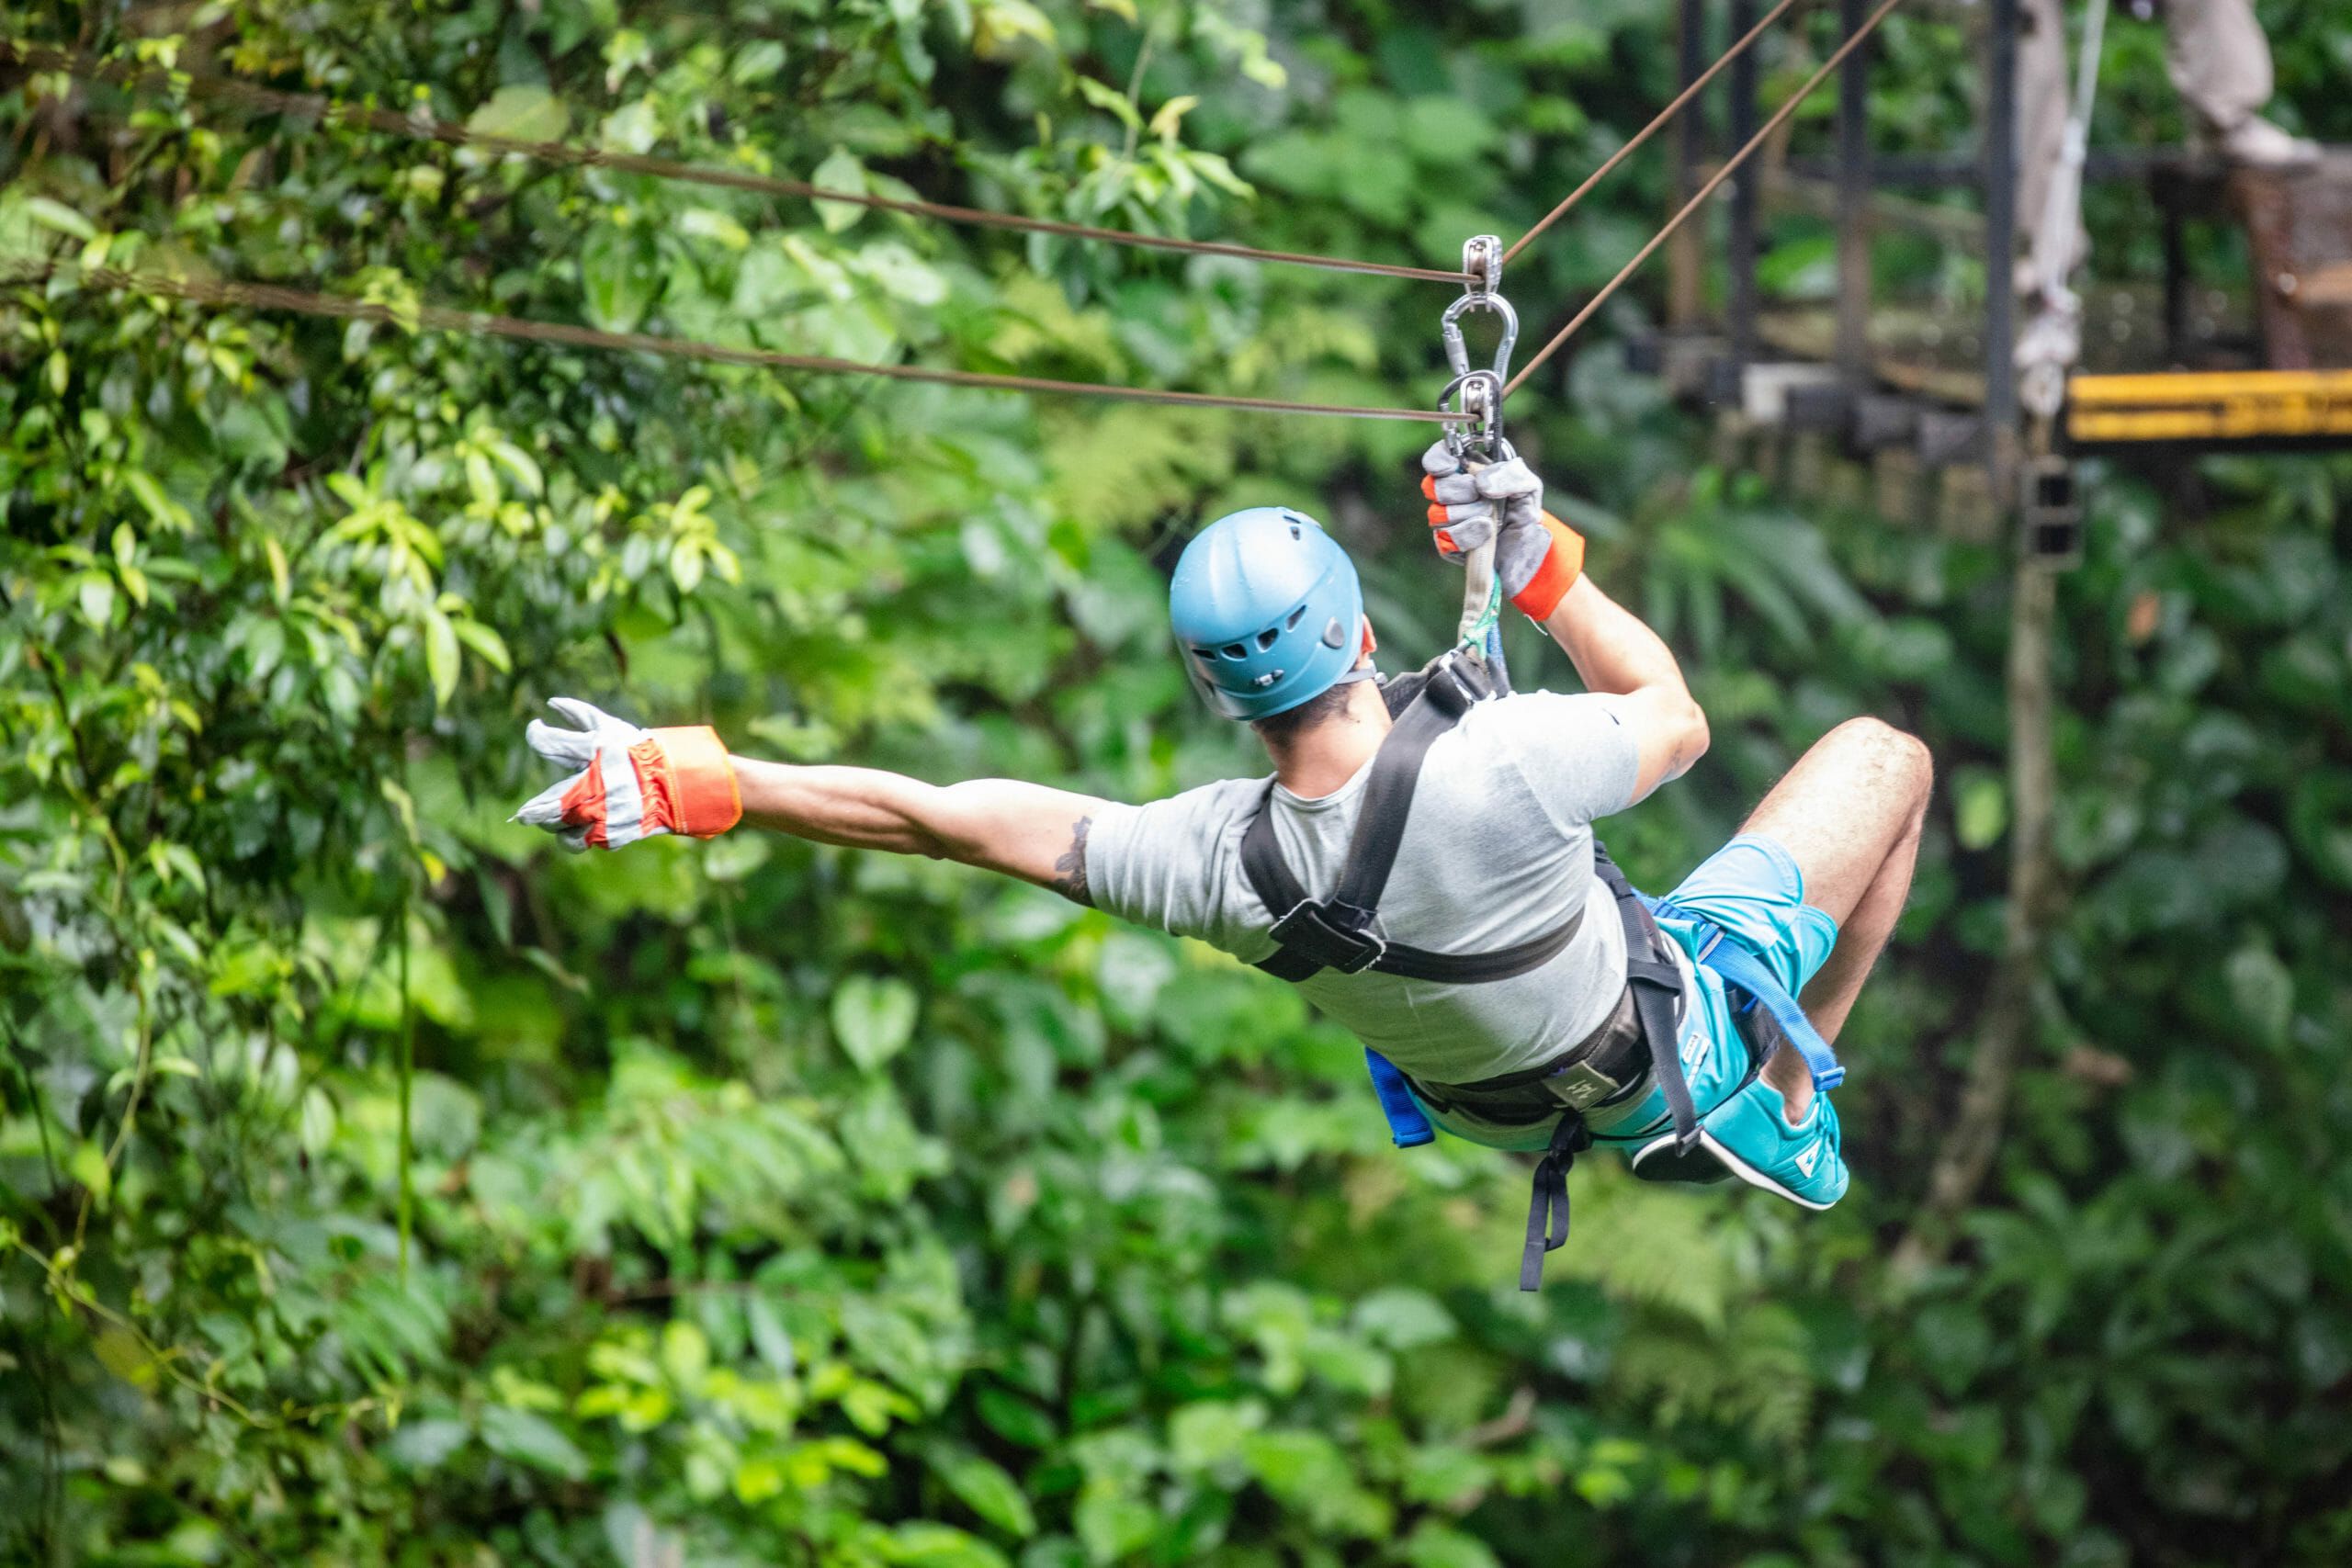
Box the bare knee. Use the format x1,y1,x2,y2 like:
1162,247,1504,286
1824,716,1933,813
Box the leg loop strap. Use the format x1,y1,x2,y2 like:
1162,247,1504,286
1520,1114,1593,1292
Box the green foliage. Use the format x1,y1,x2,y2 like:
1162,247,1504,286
4,2,2352,1565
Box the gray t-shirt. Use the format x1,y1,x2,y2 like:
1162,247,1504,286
1086,691,1644,1086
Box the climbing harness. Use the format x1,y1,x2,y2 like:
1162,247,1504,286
1233,637,1849,1289
1237,651,1581,985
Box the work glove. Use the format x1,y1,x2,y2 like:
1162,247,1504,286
1419,442,1587,622
512,698,742,851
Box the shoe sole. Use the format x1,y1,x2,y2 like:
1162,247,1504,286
1631,1128,1840,1211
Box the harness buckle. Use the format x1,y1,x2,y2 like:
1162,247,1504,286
1268,899,1388,975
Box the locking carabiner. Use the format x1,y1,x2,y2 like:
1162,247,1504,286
1437,235,1517,463
1441,235,1517,380
1436,369,1507,461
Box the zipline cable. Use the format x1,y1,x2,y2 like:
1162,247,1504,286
26,265,1454,423
1,40,1469,286
1502,0,1806,267
1504,0,1905,396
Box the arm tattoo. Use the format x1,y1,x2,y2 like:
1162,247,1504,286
1049,816,1095,907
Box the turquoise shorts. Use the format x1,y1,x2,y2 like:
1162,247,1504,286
1416,835,1839,1152
1655,833,1840,1001
1592,832,1841,1140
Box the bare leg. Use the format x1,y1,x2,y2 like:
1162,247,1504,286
1730,718,1934,1117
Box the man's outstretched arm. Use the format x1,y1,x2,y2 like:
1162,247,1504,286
732,760,1112,905
511,699,1113,904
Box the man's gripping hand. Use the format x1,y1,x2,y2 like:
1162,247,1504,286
512,698,742,851
1418,441,1587,622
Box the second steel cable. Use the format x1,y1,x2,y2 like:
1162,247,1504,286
1505,0,1906,396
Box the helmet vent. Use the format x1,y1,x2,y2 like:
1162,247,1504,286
1285,606,1306,630
1222,643,1248,660
1289,523,1302,539
1256,627,1280,650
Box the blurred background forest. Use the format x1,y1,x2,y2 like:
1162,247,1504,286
6,0,2352,1563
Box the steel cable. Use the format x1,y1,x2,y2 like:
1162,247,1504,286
1503,0,1807,267
1,40,1468,285
1504,0,1906,396
26,265,1452,423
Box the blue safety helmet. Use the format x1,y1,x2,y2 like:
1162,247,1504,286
1169,506,1367,721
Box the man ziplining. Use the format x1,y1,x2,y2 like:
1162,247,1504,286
514,450,1932,1285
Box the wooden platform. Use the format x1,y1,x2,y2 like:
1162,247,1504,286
1756,281,2260,412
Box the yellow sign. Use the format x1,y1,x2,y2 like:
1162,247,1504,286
2067,370,2352,444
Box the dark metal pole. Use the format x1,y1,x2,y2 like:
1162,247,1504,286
1728,0,1760,368
1835,0,1871,379
1984,0,2020,457
1668,0,1710,329
2161,182,2189,365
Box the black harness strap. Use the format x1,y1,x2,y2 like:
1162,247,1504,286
1590,842,1701,1156
1511,850,1702,1292
1521,1113,1591,1291
1236,653,1582,986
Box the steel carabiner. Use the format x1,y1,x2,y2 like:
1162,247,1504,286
1437,369,1510,461
1441,234,1517,384
1437,234,1517,462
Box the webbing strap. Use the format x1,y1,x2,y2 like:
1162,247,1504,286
1363,1049,1437,1147
1238,653,1579,986
1329,663,1471,915
1520,1113,1591,1290
1591,845,1700,1155
1516,851,1696,1293
1668,913,1845,1093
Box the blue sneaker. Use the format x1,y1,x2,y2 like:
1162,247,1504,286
1631,1078,1847,1209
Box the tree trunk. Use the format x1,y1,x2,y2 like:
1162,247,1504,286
1892,556,2060,1274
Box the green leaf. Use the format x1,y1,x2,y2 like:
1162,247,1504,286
831,975,919,1071
731,39,788,84
67,1139,111,1206
423,610,460,707
1352,1287,1455,1350
582,227,658,333
466,85,571,144
1072,76,1143,132
811,147,870,231
678,209,753,251
480,1407,588,1480
77,575,117,630
383,1418,472,1472
449,617,512,673
2224,943,2293,1048
1953,768,2008,852
1148,95,1199,141
1073,1488,1155,1565
26,197,97,242
930,1446,1036,1538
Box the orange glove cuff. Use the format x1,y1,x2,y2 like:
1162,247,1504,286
1509,512,1586,623
645,726,743,838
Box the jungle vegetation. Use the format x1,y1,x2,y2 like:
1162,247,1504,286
4,1,2350,1563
